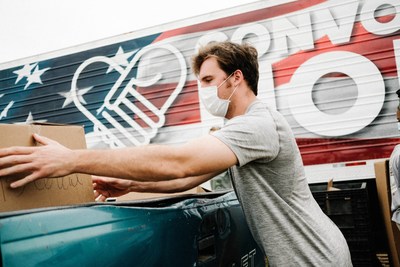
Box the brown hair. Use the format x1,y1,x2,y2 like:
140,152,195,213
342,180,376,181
191,41,259,95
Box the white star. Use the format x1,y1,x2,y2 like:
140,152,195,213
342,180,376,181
13,63,38,83
59,86,93,108
14,112,48,124
0,101,14,120
25,112,47,124
24,65,50,90
106,47,137,73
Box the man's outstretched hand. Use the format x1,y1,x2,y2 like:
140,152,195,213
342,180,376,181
93,176,134,202
0,133,75,188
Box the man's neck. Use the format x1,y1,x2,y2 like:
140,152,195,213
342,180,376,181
226,94,258,119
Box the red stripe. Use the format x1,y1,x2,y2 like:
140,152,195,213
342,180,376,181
133,80,200,127
273,19,399,87
345,161,366,167
154,0,326,42
297,137,400,165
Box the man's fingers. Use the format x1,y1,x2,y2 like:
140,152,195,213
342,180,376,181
94,189,110,202
94,189,101,198
95,194,108,202
10,172,40,188
92,176,106,184
92,180,109,189
0,146,35,158
33,134,56,146
92,176,105,184
0,160,33,177
0,149,35,177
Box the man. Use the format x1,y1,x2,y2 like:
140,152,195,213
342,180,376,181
389,145,400,231
0,41,351,266
389,89,400,230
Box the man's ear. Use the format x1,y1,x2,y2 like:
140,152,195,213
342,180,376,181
233,69,244,83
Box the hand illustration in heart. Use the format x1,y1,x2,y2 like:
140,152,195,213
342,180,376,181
71,43,187,148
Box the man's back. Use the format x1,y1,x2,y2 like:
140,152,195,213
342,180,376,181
213,100,352,266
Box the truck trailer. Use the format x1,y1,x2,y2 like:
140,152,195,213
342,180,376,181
0,0,399,266
1,0,399,184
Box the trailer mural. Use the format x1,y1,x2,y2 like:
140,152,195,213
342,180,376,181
0,0,399,182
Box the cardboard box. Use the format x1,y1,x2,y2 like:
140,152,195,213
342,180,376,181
374,160,400,267
0,123,94,212
115,186,207,201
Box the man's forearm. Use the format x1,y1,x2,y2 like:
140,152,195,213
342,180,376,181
1,132,236,189
132,179,193,193
72,145,192,182
132,173,215,193
73,134,236,183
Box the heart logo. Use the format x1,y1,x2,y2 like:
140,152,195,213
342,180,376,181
71,43,187,148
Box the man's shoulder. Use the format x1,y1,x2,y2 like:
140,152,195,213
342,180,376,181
220,110,276,140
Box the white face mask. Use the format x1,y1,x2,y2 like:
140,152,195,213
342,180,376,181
198,72,238,117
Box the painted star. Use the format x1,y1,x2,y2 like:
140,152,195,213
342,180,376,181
13,63,38,83
25,112,47,124
106,47,137,73
14,112,48,125
59,86,93,108
24,65,50,90
0,101,14,120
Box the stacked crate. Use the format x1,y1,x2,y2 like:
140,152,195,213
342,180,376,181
309,182,379,266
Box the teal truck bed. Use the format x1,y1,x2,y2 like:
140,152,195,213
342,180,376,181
0,191,265,267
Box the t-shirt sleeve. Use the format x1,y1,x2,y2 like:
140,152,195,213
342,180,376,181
212,113,279,167
390,145,400,214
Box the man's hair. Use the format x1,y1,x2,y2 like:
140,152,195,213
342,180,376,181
191,41,259,95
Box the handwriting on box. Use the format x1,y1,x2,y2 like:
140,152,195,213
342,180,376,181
0,174,84,202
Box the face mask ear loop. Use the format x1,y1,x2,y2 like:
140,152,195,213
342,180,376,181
227,85,239,101
217,72,235,89
227,70,240,100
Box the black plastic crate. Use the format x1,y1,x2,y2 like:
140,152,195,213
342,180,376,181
310,182,369,228
309,182,378,266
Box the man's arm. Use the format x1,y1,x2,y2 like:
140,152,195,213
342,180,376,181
93,172,220,201
0,133,237,188
74,134,235,180
129,172,220,193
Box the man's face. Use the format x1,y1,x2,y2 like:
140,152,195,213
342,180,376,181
198,57,232,99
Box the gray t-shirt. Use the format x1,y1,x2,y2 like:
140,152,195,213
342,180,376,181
389,144,400,225
213,100,352,266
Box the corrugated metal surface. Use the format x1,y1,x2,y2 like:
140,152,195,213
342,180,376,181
0,0,399,181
